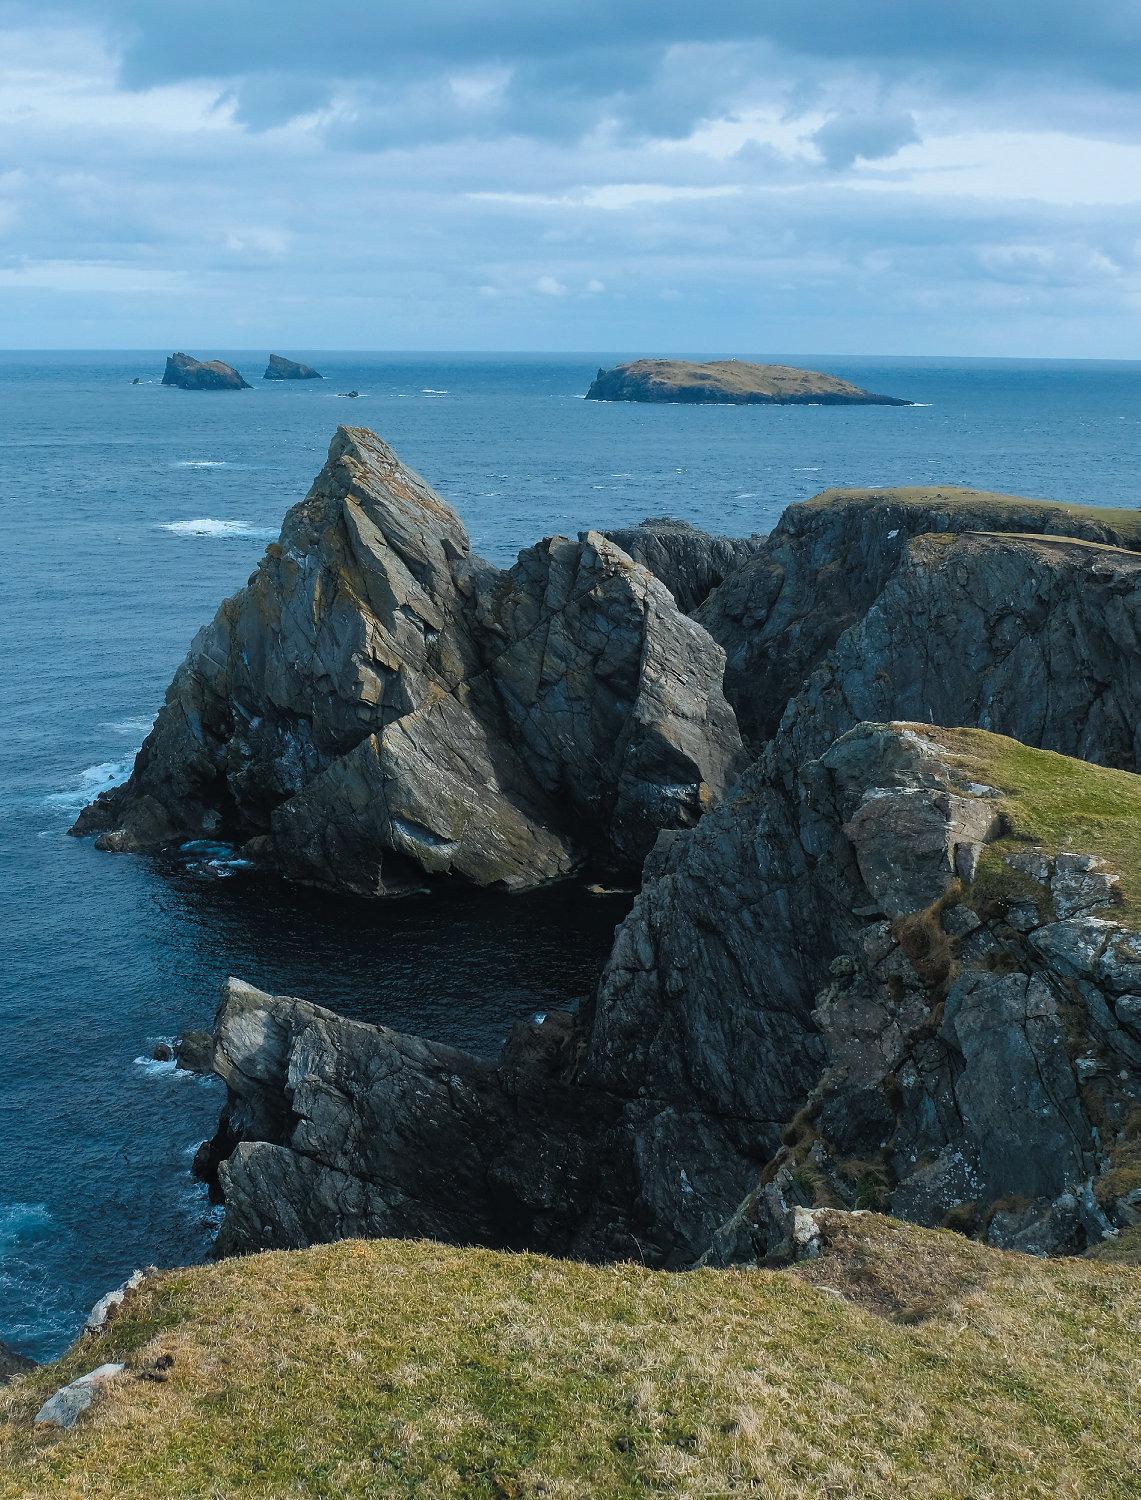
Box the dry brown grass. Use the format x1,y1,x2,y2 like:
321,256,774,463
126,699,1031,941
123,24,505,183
0,1215,1137,1499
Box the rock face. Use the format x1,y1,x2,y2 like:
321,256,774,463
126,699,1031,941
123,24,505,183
264,354,323,380
696,486,1141,746
202,725,1141,1266
161,352,251,391
601,517,765,614
0,1340,35,1384
72,427,743,893
585,359,911,406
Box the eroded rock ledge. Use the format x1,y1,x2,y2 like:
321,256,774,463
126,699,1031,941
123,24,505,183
201,724,1141,1264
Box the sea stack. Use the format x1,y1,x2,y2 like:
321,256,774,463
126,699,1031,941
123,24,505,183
161,353,251,391
586,358,911,406
264,354,323,381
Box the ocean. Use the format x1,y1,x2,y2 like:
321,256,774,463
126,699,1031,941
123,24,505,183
2,350,1139,1360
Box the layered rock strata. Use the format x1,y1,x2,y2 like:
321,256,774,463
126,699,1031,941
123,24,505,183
202,724,1140,1265
72,427,743,892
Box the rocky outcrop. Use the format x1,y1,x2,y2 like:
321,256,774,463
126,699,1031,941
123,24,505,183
601,517,764,614
264,354,322,380
585,359,911,406
161,353,250,391
72,427,743,893
696,487,1141,745
0,1341,34,1384
202,725,1140,1265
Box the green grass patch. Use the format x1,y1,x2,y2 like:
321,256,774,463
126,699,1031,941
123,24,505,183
899,726,1141,922
803,486,1141,546
1,1217,1138,1499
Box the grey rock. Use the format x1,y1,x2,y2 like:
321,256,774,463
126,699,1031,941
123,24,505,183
72,427,742,892
34,1364,124,1428
696,488,1141,746
204,723,1139,1265
264,354,322,380
601,517,764,614
161,352,250,390
84,1269,146,1334
0,1340,35,1384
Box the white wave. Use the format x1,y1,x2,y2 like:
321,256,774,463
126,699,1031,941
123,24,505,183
158,519,277,540
171,460,230,469
420,388,449,395
44,759,132,810
0,1202,51,1254
101,716,154,736
792,466,821,472
733,491,757,499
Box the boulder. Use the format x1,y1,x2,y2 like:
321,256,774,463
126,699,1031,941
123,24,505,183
72,427,742,893
34,1364,124,1428
264,354,323,380
161,353,250,391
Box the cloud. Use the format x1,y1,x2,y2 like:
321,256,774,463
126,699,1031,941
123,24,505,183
536,274,569,296
812,108,920,168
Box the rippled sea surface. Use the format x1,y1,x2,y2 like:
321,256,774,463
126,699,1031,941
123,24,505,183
2,350,1139,1357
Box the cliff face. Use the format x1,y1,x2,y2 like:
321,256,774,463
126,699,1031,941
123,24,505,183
161,353,250,390
72,427,743,892
585,358,911,405
696,486,1141,745
203,725,1141,1265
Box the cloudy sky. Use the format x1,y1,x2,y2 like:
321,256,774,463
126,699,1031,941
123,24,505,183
2,2,1140,353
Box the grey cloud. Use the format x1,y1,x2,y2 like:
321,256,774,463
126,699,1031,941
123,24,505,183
812,108,921,168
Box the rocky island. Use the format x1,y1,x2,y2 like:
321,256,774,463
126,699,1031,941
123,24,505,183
160,352,250,391
263,354,323,380
586,357,913,405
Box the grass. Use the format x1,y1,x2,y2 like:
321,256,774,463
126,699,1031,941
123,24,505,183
1,1215,1138,1499
802,485,1141,545
612,359,871,399
899,725,1141,921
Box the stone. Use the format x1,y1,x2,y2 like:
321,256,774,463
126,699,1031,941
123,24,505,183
34,1364,124,1428
161,352,250,390
264,354,323,380
0,1340,35,1384
84,1269,146,1334
174,1030,214,1073
601,517,764,613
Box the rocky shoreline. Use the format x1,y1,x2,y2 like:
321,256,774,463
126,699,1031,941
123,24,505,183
586,357,913,405
72,426,1141,1269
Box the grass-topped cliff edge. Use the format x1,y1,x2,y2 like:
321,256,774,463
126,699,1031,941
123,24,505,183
1,1214,1137,1499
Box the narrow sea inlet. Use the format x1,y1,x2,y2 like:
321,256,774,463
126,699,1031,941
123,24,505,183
2,351,1139,1356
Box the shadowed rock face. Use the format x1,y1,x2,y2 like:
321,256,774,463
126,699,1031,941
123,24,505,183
601,517,765,614
202,725,1140,1265
696,487,1141,746
72,427,743,894
264,354,322,380
585,359,911,406
161,352,250,390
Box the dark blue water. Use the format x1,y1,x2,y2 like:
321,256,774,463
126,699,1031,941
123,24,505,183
2,351,1139,1360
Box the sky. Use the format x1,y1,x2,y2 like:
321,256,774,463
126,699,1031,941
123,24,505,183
1,2,1140,354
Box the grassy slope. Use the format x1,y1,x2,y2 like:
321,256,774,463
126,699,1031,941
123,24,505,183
1,1216,1137,1500
802,485,1141,545
908,725,1141,920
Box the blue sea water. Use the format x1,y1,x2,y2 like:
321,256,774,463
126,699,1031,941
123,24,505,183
1,350,1139,1360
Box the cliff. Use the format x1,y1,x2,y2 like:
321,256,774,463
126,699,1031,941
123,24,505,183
263,354,322,380
201,725,1141,1266
160,353,250,391
2,1216,1136,1498
585,358,912,405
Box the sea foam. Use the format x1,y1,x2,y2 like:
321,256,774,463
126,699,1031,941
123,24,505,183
158,519,277,540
